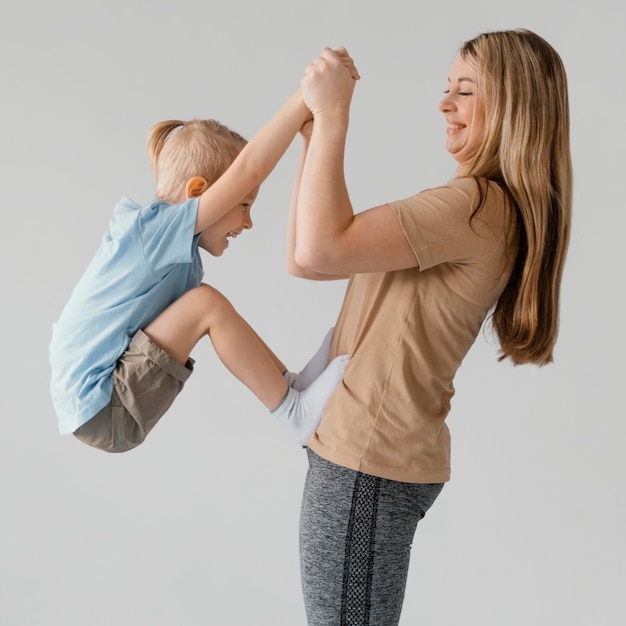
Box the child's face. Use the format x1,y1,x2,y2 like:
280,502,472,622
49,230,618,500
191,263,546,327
199,187,258,256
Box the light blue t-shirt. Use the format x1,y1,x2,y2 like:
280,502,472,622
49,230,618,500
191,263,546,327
50,196,203,434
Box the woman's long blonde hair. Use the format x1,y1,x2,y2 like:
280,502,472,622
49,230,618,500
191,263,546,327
461,29,572,365
147,119,247,204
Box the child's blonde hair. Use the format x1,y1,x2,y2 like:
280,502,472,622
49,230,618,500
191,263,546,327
147,119,247,204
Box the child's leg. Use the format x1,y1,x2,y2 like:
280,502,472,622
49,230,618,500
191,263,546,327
240,318,291,376
144,284,288,409
143,284,348,444
241,321,336,390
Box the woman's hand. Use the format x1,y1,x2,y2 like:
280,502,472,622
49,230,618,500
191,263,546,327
335,46,360,80
301,47,359,118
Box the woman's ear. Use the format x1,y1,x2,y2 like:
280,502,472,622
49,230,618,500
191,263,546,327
185,176,209,198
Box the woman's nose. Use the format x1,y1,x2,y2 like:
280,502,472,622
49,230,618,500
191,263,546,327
438,93,455,113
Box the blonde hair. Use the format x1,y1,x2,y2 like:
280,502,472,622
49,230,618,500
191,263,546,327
147,119,247,203
460,29,572,365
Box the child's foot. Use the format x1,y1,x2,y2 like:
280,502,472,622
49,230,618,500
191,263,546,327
283,327,334,391
272,354,349,445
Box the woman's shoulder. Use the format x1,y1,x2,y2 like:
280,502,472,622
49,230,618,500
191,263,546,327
392,177,509,222
401,177,502,214
446,177,511,218
410,176,496,203
439,176,506,200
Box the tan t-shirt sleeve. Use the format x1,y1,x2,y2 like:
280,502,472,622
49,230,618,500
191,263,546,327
389,178,498,271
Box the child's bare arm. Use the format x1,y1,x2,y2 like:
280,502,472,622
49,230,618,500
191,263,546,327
194,48,359,235
194,90,310,234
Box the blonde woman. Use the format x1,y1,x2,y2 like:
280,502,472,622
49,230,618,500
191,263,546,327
292,31,572,625
49,51,360,453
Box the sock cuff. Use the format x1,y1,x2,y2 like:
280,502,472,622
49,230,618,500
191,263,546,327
270,386,292,413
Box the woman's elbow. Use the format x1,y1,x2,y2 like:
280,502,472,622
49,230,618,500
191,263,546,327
286,256,308,278
294,244,325,273
287,244,321,276
286,257,329,280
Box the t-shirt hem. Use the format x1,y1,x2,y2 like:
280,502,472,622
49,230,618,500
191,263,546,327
56,393,111,436
307,441,451,484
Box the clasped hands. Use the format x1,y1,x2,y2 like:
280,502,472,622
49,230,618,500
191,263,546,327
300,46,360,124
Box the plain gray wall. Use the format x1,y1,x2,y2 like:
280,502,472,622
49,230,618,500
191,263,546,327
2,0,624,624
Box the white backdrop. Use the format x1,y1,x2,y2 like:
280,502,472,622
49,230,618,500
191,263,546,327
2,0,624,624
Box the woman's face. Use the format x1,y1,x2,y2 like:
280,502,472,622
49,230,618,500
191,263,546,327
438,56,485,174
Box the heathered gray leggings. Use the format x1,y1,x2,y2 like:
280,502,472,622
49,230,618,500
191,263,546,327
299,448,444,626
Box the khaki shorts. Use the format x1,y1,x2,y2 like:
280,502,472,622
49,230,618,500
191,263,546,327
74,330,194,453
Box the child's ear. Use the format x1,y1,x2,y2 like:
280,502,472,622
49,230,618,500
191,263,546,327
185,176,209,198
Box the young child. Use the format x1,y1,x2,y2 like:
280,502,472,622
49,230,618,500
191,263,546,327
49,62,358,452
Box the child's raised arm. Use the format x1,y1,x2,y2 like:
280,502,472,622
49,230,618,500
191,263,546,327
194,48,359,235
194,89,310,234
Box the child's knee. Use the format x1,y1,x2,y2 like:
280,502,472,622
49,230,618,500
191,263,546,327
193,284,236,323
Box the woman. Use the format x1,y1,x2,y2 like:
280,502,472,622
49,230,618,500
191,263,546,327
288,31,572,625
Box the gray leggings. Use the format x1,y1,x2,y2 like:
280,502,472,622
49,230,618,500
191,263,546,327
300,448,444,626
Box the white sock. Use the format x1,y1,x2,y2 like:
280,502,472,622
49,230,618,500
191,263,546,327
272,354,349,445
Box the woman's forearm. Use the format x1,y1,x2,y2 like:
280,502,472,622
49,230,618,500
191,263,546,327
295,112,354,271
287,128,348,280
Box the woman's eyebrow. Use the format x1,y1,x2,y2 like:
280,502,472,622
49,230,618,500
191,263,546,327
447,76,476,83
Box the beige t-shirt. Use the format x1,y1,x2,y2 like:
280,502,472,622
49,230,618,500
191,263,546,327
308,177,516,483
